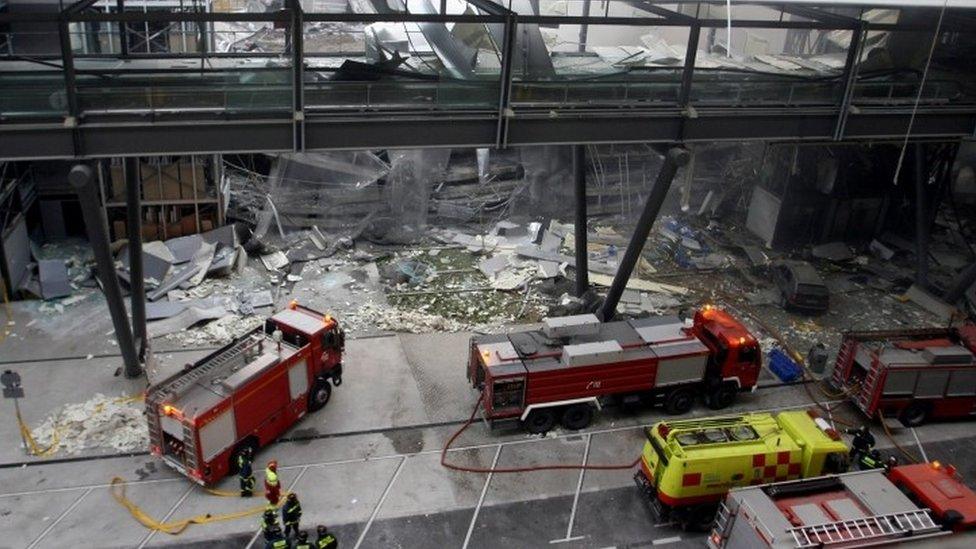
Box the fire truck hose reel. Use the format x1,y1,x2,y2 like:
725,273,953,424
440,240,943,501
440,391,641,474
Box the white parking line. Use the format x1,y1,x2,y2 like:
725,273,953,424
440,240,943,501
352,456,407,549
462,444,503,549
25,486,93,549
550,433,591,545
911,428,929,462
652,535,682,545
245,465,310,549
138,484,195,548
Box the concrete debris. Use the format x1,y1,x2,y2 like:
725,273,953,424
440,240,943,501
869,239,895,261
478,254,512,278
491,268,535,291
537,260,560,279
162,314,264,347
37,259,71,300
811,241,854,262
902,284,959,322
260,251,290,272
347,302,468,333
588,272,689,296
148,305,230,338
29,393,148,455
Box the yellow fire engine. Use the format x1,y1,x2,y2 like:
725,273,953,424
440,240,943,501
635,410,849,530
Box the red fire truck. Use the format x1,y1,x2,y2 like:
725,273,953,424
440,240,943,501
709,461,976,548
467,305,762,433
146,302,345,485
831,324,976,426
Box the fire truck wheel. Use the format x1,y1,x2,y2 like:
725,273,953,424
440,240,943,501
899,402,928,427
307,378,332,412
705,383,737,410
664,389,695,415
560,404,594,431
684,504,718,532
523,409,557,434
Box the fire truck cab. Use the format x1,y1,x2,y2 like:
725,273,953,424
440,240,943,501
467,306,761,433
146,303,344,485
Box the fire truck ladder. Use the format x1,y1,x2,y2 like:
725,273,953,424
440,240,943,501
787,510,938,548
830,338,858,388
152,334,259,402
855,353,881,413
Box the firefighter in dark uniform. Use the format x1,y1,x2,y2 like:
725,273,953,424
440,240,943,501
262,510,280,542
265,524,289,549
846,425,875,463
238,447,255,497
294,531,313,549
316,525,338,549
858,449,884,470
282,492,303,538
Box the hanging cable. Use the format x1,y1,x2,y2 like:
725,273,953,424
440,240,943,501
891,0,949,186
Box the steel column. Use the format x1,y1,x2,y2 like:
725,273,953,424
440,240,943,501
945,261,976,304
574,145,589,296
117,0,129,57
577,0,591,52
495,14,517,148
598,147,690,321
57,17,82,156
833,24,864,140
69,164,141,378
290,1,304,151
914,143,929,286
124,157,146,358
678,24,700,107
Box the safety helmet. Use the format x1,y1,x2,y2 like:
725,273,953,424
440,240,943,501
318,525,328,535
268,460,278,471
287,493,297,500
264,510,275,519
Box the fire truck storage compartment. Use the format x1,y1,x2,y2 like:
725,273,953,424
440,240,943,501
160,413,189,458
525,345,658,404
651,341,709,386
223,347,293,439
880,346,976,398
199,407,237,463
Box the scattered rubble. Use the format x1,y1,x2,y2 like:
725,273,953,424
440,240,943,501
30,393,148,455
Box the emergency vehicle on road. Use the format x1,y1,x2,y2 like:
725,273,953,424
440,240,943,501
146,302,345,485
635,410,849,530
709,461,976,548
467,306,762,432
831,324,976,426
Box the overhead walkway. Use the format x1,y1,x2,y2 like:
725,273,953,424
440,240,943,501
1,0,974,159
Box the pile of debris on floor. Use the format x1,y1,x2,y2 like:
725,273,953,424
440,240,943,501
29,393,148,455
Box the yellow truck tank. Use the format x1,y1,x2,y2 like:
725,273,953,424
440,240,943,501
635,410,848,528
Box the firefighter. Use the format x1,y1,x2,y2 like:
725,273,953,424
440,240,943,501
261,510,280,542
294,531,313,549
858,449,884,470
884,455,899,472
238,447,255,497
282,492,303,538
316,525,338,549
265,460,282,505
846,425,875,463
265,524,289,549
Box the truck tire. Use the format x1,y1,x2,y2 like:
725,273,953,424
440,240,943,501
705,383,737,410
664,389,695,415
684,504,718,532
307,377,332,413
561,404,594,431
899,402,928,427
523,409,557,434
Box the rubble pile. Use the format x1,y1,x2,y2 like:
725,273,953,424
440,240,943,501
346,302,469,334
30,393,148,455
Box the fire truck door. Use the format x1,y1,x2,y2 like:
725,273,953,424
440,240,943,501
200,408,237,463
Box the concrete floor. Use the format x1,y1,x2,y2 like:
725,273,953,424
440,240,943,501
4,304,976,548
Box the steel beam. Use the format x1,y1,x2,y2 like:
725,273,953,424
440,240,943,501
833,24,864,140
598,147,690,321
495,14,517,148
290,1,304,151
574,145,589,296
69,164,141,378
124,157,146,358
678,23,701,108
914,143,929,286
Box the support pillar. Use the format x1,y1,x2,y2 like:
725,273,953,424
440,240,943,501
598,147,690,321
69,164,142,378
914,143,929,287
125,158,146,359
574,145,588,297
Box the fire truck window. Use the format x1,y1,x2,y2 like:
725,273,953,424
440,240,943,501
948,370,976,396
699,329,728,364
738,345,758,364
492,379,524,410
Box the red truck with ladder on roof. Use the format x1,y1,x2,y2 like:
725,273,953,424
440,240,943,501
467,305,762,433
708,461,976,548
146,302,345,485
830,323,976,426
